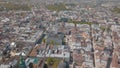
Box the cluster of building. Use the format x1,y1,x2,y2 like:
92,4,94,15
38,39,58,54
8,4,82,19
0,1,120,68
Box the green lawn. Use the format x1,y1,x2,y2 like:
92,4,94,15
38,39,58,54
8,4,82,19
47,57,61,68
65,3,76,6
68,20,94,25
46,3,70,12
0,3,31,11
112,7,120,13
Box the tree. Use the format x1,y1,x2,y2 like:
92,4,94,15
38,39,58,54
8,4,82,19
2,56,5,62
43,63,48,68
50,40,55,49
52,59,60,68
50,40,54,45
47,57,54,65
29,63,33,68
42,39,46,45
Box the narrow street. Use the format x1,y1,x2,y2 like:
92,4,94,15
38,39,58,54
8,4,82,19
90,25,95,67
106,31,114,68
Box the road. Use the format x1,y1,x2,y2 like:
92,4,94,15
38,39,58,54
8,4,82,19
106,31,114,68
90,25,95,67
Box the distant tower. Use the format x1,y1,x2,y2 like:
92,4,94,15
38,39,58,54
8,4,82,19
74,21,77,32
74,22,77,28
31,3,37,17
32,8,36,16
